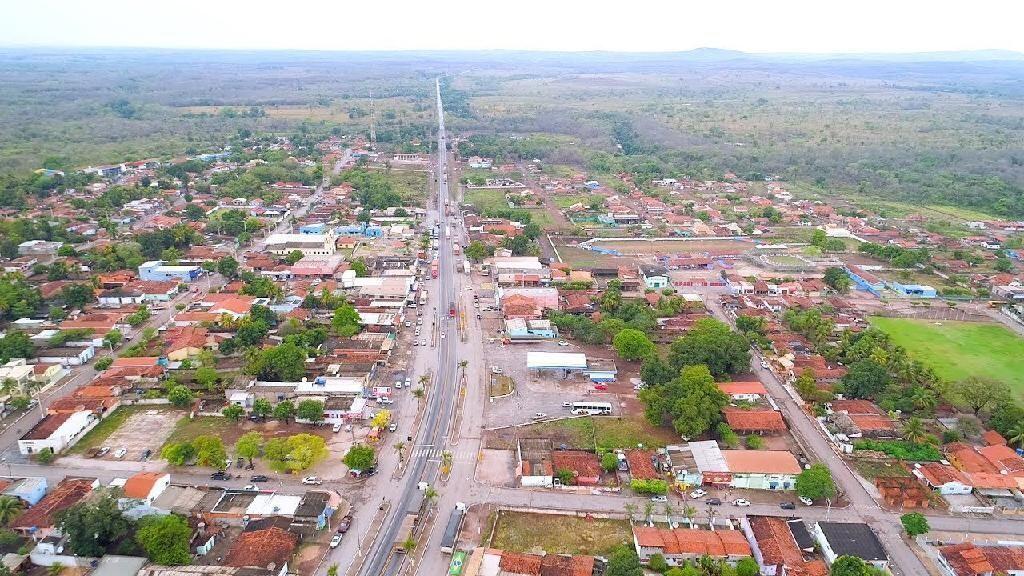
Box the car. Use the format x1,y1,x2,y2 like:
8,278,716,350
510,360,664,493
761,360,769,369
440,333,446,339
345,424,353,432
779,502,796,510
798,496,813,506
404,377,411,388
633,382,645,391
302,476,323,485
593,383,608,391
114,448,127,459
476,313,481,319
689,489,707,499
531,412,547,420
96,447,110,457
650,495,668,503
251,475,269,482
417,318,423,325
329,534,343,548
333,423,342,433
388,422,398,432
557,340,569,346
211,471,231,480
707,498,722,506
394,381,403,389
562,402,572,409
404,321,411,327
242,485,257,491
419,339,427,346
378,397,394,405
491,366,502,374
337,514,353,533
140,449,152,461
412,339,419,346
732,499,751,507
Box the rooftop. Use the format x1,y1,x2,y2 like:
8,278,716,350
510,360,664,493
816,522,887,562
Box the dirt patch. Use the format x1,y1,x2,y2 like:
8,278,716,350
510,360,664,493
477,449,515,486
101,408,182,460
490,510,631,555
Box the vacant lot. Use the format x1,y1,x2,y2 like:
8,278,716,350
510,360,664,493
463,189,510,213
591,238,754,256
68,405,172,454
490,510,631,555
509,416,680,451
89,407,182,459
869,317,1024,394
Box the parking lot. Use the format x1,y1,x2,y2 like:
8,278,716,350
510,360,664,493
99,408,180,460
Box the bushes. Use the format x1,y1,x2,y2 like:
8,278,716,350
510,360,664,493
853,439,942,461
630,478,668,495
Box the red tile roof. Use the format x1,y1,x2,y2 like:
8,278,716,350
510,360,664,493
722,408,787,432
633,526,751,557
550,450,602,479
939,542,1024,576
12,478,94,530
717,381,767,396
123,472,166,499
225,526,298,570
625,450,659,480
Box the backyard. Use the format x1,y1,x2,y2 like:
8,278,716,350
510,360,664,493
489,510,631,555
869,317,1024,395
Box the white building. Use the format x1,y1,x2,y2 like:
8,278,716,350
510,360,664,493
18,411,98,455
265,231,337,256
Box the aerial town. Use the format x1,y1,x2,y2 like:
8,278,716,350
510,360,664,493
0,49,1022,576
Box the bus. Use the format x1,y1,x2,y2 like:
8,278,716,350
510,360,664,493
571,401,613,416
419,290,428,306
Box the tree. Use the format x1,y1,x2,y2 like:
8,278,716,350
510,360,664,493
371,410,391,429
216,256,239,279
60,283,93,309
667,318,750,378
192,435,227,468
900,512,929,536
1008,421,1024,449
612,329,656,361
830,555,872,576
0,331,34,363
195,366,219,390
350,258,369,277
55,491,131,557
995,257,1014,273
94,356,113,371
284,250,304,265
235,431,263,461
648,554,669,573
735,557,759,576
35,447,55,464
126,305,151,327
605,545,643,576
343,444,376,471
252,397,272,419
331,303,361,336
264,434,328,472
8,396,30,411
245,342,307,381
273,400,296,423
840,360,890,400
950,376,1010,415
746,435,764,449
464,240,493,262
601,452,619,472
639,364,728,438
796,463,836,501
162,442,196,465
102,329,123,349
297,399,325,424
823,267,852,293
167,385,194,408
556,468,574,486
640,355,675,387
136,514,193,565
222,405,245,422
901,417,928,445
0,496,22,526
327,565,339,576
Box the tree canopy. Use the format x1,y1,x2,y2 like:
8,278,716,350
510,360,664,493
667,318,750,378
136,514,193,565
639,364,728,438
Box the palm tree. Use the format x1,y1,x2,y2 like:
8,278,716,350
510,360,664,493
424,485,438,505
643,501,655,524
623,502,637,522
441,450,454,475
393,442,406,463
902,417,928,445
1008,421,1024,449
662,502,674,525
683,505,696,527
401,537,417,552
458,360,468,374
419,374,430,386
327,565,339,576
0,496,22,526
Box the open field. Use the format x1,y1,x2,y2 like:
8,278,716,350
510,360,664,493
68,405,177,454
869,317,1024,394
589,238,755,256
163,415,240,447
489,510,631,555
512,415,680,451
463,188,510,213
79,407,183,460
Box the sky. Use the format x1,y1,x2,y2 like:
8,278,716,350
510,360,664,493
2,0,1023,54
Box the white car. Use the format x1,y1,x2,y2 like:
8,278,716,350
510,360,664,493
761,360,769,369
412,340,419,346
491,366,502,374
440,333,446,339
404,377,412,388
531,412,547,420
798,496,813,506
732,498,751,507
114,448,127,459
650,495,668,502
329,533,343,548
332,423,341,433
557,340,569,347
404,321,411,327
420,339,427,346
689,489,707,499
302,476,323,485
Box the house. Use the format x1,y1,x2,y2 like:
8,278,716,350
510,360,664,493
722,408,787,435
937,542,1024,576
486,550,596,576
3,477,48,506
640,265,670,289
504,318,557,340
526,352,588,378
122,472,170,505
632,526,751,566
717,381,767,402
138,260,202,282
812,522,888,569
265,231,337,256
914,462,973,495
37,345,95,366
17,411,98,455
874,476,931,509
225,525,297,576
686,441,800,490
551,450,602,486
743,515,828,576
517,438,554,488
290,491,335,535
845,265,885,295
0,359,34,389
625,450,659,480
17,240,62,256
165,326,211,361
11,478,96,537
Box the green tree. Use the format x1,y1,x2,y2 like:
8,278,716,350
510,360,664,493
222,405,245,422
192,435,227,468
830,555,873,576
901,417,928,445
235,431,263,461
900,512,929,536
167,385,194,408
343,444,376,471
350,258,369,277
297,399,325,424
102,329,123,349
735,557,759,576
216,256,239,279
35,448,55,464
796,463,836,501
949,376,1009,415
55,491,131,557
0,496,23,526
94,356,113,371
136,514,193,565
640,355,675,387
331,303,361,336
840,360,890,400
60,283,94,309
667,318,750,378
252,397,272,419
601,452,619,472
648,553,669,573
195,366,219,390
284,250,304,265
556,469,575,486
612,328,656,361
0,331,34,363
264,433,329,472
605,545,643,576
245,342,306,381
464,241,493,262
161,442,196,465
273,400,296,423
823,267,852,293
639,364,728,438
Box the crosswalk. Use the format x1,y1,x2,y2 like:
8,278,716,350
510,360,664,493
408,446,477,461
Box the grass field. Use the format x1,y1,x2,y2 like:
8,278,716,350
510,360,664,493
163,416,238,447
463,189,510,213
490,510,631,555
869,317,1024,394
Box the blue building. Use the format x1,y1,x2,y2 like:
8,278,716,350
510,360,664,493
504,318,557,340
299,223,327,234
888,281,937,298
845,265,885,296
138,261,202,283
3,477,47,505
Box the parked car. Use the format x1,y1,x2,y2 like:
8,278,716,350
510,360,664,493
562,402,572,409
139,449,152,461
780,502,796,510
211,471,231,480
798,496,813,506
378,397,394,405
732,499,751,507
302,476,323,485
242,485,257,491
388,422,398,432
532,412,547,420
707,498,722,506
337,515,353,533
593,383,608,391
419,339,427,346
251,475,269,482
114,448,127,459
96,447,110,457
650,495,668,503
332,423,342,433
329,533,343,548
404,377,411,388
491,366,502,374
689,489,707,499
557,341,569,346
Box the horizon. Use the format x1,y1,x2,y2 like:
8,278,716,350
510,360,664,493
3,0,1024,54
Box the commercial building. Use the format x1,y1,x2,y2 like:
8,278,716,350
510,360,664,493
265,230,337,256
682,440,801,490
18,410,98,455
812,522,888,570
138,260,202,282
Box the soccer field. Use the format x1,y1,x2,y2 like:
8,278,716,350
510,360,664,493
869,317,1024,395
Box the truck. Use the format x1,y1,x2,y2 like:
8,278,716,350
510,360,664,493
453,242,461,255
440,502,467,554
449,302,456,318
448,550,468,576
431,261,439,279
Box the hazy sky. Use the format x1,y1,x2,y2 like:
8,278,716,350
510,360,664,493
3,0,1023,53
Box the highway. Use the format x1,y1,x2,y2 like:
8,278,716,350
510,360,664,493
358,78,460,576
